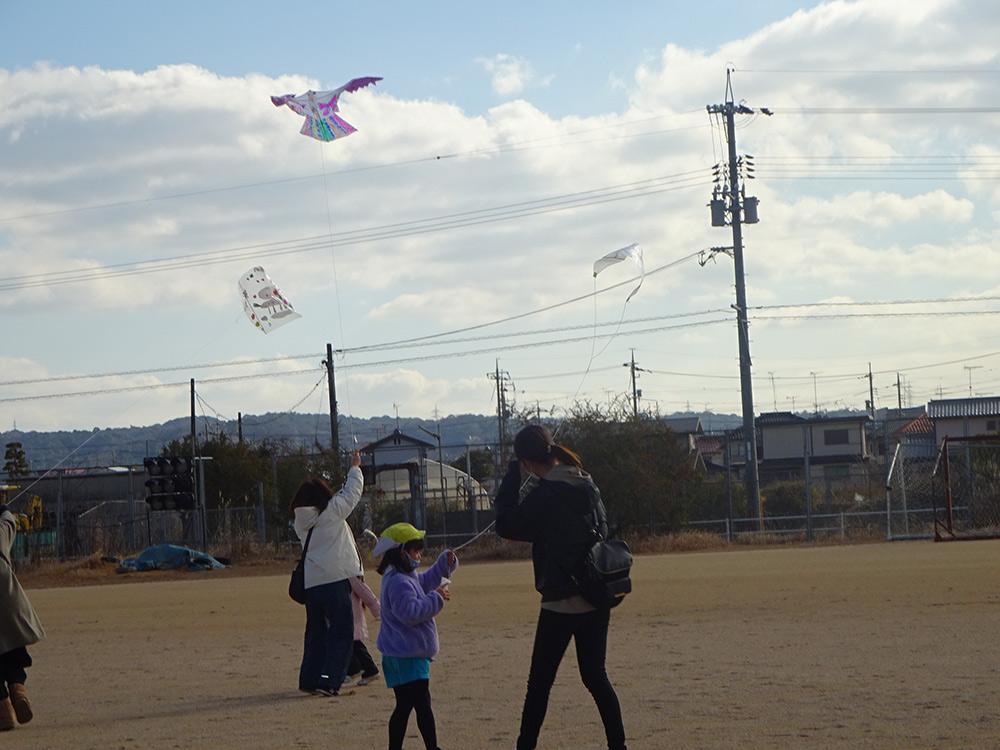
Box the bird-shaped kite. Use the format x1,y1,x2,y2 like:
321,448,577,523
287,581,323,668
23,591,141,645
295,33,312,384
271,77,382,142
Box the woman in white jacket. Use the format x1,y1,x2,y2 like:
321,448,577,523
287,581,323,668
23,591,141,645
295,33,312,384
290,452,364,696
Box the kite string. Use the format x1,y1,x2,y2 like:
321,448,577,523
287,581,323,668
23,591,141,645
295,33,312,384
566,280,630,410
7,316,243,507
568,277,600,405
318,144,356,447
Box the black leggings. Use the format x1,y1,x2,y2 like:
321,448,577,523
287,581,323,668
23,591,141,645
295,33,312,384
389,678,437,750
517,608,626,750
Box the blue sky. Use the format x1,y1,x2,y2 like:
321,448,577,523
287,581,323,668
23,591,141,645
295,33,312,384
0,1,811,117
2,0,999,438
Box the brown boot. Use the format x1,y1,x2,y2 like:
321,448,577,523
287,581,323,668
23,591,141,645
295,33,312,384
0,697,14,731
7,684,31,725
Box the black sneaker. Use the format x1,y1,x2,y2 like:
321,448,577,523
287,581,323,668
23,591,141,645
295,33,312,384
299,686,337,697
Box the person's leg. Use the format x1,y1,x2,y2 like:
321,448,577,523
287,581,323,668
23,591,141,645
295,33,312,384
0,649,31,725
318,579,354,691
389,683,416,750
299,589,328,691
355,641,379,679
346,643,362,679
406,679,438,750
516,609,574,750
573,610,626,750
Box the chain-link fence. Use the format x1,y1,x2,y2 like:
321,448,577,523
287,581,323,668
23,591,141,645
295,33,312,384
933,435,1000,540
71,502,267,559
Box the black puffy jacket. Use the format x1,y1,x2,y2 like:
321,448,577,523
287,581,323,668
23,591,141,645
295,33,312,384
495,462,608,602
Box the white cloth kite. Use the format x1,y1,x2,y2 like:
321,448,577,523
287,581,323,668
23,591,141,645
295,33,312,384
238,267,302,334
593,243,644,301
270,77,382,142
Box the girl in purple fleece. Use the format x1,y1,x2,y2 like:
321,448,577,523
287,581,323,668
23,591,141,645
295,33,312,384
374,523,458,750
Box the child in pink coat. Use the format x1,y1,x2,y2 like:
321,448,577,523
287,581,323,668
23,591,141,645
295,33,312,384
346,576,381,685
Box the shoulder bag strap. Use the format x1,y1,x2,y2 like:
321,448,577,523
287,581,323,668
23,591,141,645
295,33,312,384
299,526,315,563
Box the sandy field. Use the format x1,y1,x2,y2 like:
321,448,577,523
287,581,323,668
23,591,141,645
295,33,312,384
4,539,1000,750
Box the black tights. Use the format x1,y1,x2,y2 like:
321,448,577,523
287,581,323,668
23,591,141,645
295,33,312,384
517,608,626,750
389,678,437,750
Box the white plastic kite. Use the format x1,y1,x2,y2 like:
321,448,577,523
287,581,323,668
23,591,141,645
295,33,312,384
238,267,302,334
270,77,382,142
593,243,644,301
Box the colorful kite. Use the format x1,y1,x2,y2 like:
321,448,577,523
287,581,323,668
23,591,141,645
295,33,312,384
270,77,382,142
593,243,645,301
238,267,302,334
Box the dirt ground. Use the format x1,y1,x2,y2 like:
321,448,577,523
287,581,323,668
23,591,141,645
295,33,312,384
5,539,1000,749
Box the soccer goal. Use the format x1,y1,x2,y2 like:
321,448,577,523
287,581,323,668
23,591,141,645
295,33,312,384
885,441,939,540
932,435,1000,541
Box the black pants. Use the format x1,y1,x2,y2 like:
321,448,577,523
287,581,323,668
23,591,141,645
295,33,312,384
347,640,379,678
0,648,31,701
389,678,437,750
517,608,626,750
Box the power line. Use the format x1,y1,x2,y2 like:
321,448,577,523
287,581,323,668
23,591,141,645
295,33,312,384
0,111,707,224
3,293,996,388
0,172,710,293
769,107,1000,115
0,317,735,404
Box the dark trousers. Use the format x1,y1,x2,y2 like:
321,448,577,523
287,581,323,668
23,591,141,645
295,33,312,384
517,608,626,750
0,648,31,701
348,640,379,678
389,678,437,750
299,579,353,691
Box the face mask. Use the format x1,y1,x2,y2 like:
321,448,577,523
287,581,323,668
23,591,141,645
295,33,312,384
407,553,420,570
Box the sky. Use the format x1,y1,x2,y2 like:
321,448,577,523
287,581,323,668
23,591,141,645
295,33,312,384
2,0,1000,437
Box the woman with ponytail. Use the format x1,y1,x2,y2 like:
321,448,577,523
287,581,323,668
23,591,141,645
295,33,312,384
495,425,627,750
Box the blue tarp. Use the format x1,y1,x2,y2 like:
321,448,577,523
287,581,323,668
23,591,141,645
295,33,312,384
117,544,228,572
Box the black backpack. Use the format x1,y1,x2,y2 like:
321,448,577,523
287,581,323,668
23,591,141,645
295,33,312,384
570,504,633,610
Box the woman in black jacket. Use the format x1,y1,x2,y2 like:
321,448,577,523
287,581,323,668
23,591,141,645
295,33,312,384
495,425,627,750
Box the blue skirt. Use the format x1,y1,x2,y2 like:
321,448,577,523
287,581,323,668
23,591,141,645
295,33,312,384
382,655,431,688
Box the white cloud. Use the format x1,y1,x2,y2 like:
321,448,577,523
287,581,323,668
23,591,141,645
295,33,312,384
3,0,1000,430
477,54,534,96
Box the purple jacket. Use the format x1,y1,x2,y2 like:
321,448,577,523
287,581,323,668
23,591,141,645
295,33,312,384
376,550,458,659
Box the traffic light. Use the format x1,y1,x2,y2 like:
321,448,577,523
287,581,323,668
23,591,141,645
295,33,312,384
143,456,196,511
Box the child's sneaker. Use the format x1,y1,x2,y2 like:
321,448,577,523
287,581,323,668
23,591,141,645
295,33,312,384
358,672,380,686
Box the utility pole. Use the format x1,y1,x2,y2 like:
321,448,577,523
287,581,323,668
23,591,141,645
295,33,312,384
488,361,513,476
707,70,769,524
419,423,448,542
964,365,982,397
623,350,647,417
190,378,197,455
324,343,340,454
866,363,875,419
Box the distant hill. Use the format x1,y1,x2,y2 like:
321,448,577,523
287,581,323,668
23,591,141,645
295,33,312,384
6,408,864,474
0,413,501,472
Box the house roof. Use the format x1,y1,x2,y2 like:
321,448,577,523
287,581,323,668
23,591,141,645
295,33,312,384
928,397,1000,420
757,412,869,427
895,413,934,437
756,412,805,425
695,435,723,454
361,428,434,452
663,417,703,434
